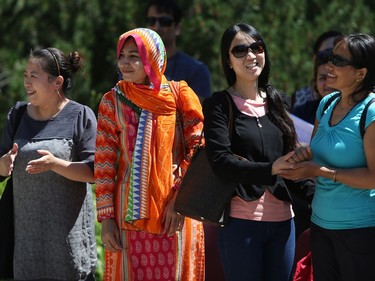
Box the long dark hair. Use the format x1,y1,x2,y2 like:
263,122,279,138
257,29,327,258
220,23,297,151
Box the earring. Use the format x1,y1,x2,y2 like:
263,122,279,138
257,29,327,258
56,90,62,99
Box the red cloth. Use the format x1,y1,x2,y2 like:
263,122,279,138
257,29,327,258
293,251,313,281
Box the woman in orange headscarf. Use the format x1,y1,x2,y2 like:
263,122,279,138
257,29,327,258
95,28,205,281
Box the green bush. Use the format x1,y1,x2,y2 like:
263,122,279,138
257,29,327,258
1,1,374,279
1,0,374,130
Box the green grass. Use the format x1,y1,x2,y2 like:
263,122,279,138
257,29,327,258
0,181,104,280
93,185,105,280
0,178,8,194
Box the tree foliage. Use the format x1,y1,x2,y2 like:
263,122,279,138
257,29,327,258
0,1,374,277
1,0,374,128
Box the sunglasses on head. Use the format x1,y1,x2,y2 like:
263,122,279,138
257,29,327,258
328,52,355,67
146,16,175,27
231,41,265,58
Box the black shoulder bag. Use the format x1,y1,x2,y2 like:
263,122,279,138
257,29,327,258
173,91,247,226
0,102,27,279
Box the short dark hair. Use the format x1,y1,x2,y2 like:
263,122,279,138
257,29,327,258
313,30,344,54
345,33,375,97
146,0,182,24
30,48,83,93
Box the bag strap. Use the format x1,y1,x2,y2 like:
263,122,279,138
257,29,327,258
12,102,27,141
193,90,234,145
169,80,181,112
321,93,374,138
169,80,186,148
321,92,340,118
224,91,234,140
359,97,375,138
169,80,180,105
0,102,27,182
12,102,27,140
169,83,234,144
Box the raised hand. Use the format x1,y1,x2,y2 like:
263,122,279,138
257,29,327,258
25,149,57,174
0,143,19,176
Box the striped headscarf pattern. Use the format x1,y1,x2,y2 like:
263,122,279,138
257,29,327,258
117,28,166,90
95,27,205,280
116,28,178,233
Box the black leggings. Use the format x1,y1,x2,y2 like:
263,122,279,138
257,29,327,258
311,223,375,281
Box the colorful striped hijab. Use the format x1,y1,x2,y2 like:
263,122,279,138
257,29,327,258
115,28,202,233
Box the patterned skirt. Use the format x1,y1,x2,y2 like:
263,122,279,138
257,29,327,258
103,219,205,281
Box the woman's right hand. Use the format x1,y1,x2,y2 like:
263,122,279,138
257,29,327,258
0,143,18,177
101,218,123,252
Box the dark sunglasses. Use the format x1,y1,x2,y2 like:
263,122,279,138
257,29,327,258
328,52,355,67
146,16,174,27
316,48,332,62
231,41,265,58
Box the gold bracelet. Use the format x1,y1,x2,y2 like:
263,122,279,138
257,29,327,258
333,168,338,182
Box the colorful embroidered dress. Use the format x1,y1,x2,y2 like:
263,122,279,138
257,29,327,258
95,28,205,281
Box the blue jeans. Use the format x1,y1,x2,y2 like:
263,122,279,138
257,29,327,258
218,217,295,281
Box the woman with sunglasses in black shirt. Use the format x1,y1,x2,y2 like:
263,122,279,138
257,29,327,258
203,23,314,281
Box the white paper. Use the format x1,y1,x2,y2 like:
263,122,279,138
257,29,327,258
290,114,314,145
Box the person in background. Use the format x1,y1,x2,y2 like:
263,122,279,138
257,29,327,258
203,23,314,281
292,50,336,124
0,48,97,280
94,28,205,281
283,33,375,281
146,0,212,103
291,30,344,110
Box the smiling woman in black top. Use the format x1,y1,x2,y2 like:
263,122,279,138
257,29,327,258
203,23,314,281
